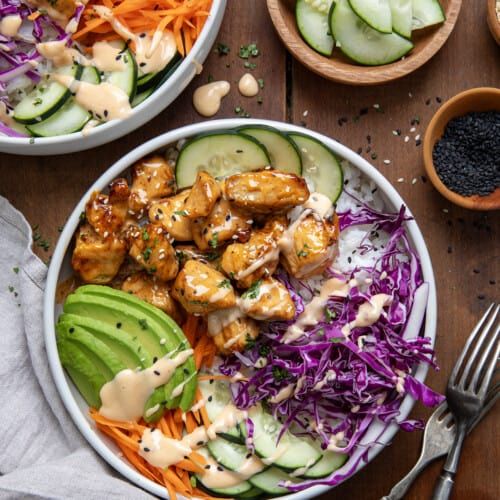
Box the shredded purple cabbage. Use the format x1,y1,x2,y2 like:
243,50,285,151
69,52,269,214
220,201,443,491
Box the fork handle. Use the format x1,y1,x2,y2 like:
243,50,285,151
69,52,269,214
432,472,455,500
381,459,429,500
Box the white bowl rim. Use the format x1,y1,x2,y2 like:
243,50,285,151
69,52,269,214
44,118,437,500
0,0,226,155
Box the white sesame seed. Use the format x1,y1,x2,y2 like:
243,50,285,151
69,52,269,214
404,136,410,143
410,127,416,133
442,208,449,213
303,110,308,117
415,134,421,141
373,103,380,109
412,178,418,185
397,177,404,183
408,92,413,98
392,130,399,136
160,338,167,345
383,159,391,165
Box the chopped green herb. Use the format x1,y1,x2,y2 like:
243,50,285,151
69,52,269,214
142,229,149,241
244,61,256,70
12,267,19,274
142,247,152,261
325,308,336,322
138,318,149,330
209,232,219,248
257,78,264,89
207,74,214,83
8,285,14,293
330,336,344,343
242,279,262,299
245,334,256,350
272,366,289,382
215,42,230,56
257,96,263,105
205,252,219,261
239,43,259,59
259,344,271,356
174,210,188,217
33,97,43,106
218,279,231,289
176,250,186,262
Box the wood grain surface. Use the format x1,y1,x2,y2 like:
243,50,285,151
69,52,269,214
0,1,498,499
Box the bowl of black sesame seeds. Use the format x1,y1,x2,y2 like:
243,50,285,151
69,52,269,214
423,87,500,211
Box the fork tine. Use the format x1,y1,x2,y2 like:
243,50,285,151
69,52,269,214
441,412,455,428
455,304,498,389
472,325,499,398
433,401,449,419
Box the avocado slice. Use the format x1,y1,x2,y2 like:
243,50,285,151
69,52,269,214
63,287,196,419
57,337,106,408
73,285,197,412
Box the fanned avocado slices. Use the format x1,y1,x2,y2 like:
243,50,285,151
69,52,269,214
56,285,197,421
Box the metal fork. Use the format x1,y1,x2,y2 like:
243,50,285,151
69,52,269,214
382,384,499,500
431,303,499,500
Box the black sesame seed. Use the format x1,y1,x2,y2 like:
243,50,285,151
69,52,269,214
104,110,108,118
138,439,142,443
478,294,485,300
116,322,122,329
360,107,368,115
205,465,211,470
246,453,252,459
425,99,431,105
144,447,150,452
69,327,75,333
153,357,158,363
415,139,422,147
183,368,189,375
198,441,205,446
473,269,480,274
208,395,213,402
357,147,363,154
489,280,496,285
347,256,352,264
154,370,160,376
217,466,224,471
209,378,214,384
140,62,146,67
436,96,442,103
447,246,452,254
366,134,371,144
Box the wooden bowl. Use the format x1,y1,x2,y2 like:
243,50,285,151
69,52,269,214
487,0,500,44
423,87,500,211
266,0,462,85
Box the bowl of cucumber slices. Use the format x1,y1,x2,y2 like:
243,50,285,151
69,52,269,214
45,118,439,499
267,0,462,84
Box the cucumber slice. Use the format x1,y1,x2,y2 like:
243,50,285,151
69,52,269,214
176,131,271,189
331,0,413,66
246,405,321,471
348,0,393,34
411,0,445,29
131,87,155,107
238,486,265,499
296,0,335,56
14,64,82,125
299,450,347,478
288,132,343,202
207,439,265,475
249,466,300,495
27,66,101,137
237,125,302,175
390,0,413,38
198,379,243,443
137,52,182,93
105,41,137,100
196,448,254,497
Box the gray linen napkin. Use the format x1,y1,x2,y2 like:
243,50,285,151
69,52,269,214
0,196,154,500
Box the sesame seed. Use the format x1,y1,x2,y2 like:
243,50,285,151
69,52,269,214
383,159,391,165
397,177,404,183
154,370,160,376
404,136,410,143
412,178,418,185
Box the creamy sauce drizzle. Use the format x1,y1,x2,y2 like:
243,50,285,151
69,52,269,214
52,74,132,120
0,101,19,128
207,306,244,336
99,349,193,421
268,384,294,404
238,73,259,97
0,14,22,37
282,278,351,344
237,281,290,320
192,81,230,117
341,293,392,336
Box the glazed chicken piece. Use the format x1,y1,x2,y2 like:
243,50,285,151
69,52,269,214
175,245,221,269
129,156,176,216
191,198,252,251
221,217,286,288
171,260,236,314
224,170,309,214
121,272,183,324
280,214,338,279
238,277,295,321
207,308,260,355
128,223,179,281
149,190,193,241
183,171,221,218
72,223,127,284
85,178,130,236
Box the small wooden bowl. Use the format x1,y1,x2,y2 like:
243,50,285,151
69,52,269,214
266,0,462,85
423,87,500,211
487,0,500,44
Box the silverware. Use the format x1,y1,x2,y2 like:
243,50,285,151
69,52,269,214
431,303,499,500
382,385,499,500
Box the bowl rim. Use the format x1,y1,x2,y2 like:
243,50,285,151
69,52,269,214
43,118,437,499
266,0,462,85
0,0,226,155
423,86,500,210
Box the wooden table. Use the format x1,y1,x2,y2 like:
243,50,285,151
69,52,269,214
0,1,498,498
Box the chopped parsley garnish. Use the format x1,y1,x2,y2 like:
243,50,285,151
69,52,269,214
259,344,271,356
257,78,264,89
218,279,231,288
176,250,186,262
325,308,336,322
297,244,309,258
138,318,149,330
142,229,149,241
142,247,152,261
244,61,256,70
174,210,188,217
272,366,289,382
239,43,259,59
330,337,344,343
33,97,43,106
205,252,219,261
242,280,262,299
208,232,219,248
215,42,230,56
245,334,256,350
12,267,19,274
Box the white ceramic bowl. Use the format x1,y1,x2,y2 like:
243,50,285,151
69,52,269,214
0,0,226,156
44,118,437,499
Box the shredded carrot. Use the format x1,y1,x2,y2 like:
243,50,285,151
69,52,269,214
27,11,41,21
73,0,212,56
